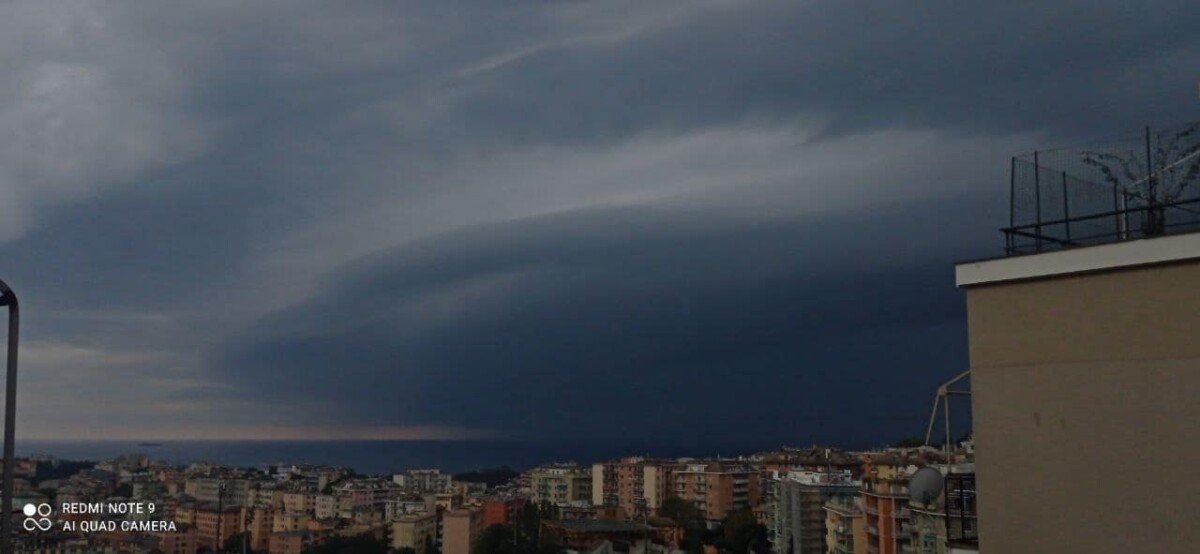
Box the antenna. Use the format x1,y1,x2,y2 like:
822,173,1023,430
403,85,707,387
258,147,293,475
924,370,971,456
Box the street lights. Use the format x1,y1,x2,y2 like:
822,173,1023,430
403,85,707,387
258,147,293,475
0,280,18,554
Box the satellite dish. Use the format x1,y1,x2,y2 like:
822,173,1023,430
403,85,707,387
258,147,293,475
909,467,944,505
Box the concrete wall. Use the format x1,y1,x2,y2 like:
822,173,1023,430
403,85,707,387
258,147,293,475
963,257,1200,553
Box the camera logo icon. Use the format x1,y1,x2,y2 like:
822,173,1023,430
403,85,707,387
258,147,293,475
22,503,52,531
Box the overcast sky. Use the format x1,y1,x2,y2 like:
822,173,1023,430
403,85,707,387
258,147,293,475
1,1,1197,445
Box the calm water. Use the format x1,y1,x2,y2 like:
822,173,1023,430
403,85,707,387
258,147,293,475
15,440,775,475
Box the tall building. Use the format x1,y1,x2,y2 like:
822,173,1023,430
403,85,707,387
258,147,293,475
394,469,453,493
957,230,1200,553
592,457,674,517
859,453,919,554
765,471,859,554
194,504,242,552
529,464,593,505
185,478,248,507
482,497,525,528
392,512,439,554
823,496,866,554
670,461,761,522
247,507,275,552
906,464,976,554
442,507,485,554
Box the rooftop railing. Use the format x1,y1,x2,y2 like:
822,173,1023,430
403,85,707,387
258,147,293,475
1004,121,1200,255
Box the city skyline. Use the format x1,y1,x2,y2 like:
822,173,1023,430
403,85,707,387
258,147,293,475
1,0,1198,442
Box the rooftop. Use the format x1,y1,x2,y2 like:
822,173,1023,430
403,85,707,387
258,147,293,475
1000,121,1200,257
544,520,655,533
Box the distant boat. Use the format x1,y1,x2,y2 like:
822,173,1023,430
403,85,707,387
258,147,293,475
138,442,164,447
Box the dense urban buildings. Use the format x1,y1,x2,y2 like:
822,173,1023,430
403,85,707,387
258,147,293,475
671,461,760,523
764,470,858,554
529,464,593,506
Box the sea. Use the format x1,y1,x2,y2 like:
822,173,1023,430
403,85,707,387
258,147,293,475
14,439,779,475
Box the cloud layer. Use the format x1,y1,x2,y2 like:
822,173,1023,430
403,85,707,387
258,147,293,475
1,0,1197,445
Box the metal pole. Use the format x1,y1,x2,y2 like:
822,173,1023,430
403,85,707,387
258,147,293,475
217,481,225,553
0,280,18,554
1113,185,1121,240
1146,126,1159,234
1033,151,1042,251
1008,157,1016,254
1062,171,1071,243
943,393,951,457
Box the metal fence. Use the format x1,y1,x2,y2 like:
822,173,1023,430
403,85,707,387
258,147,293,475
1004,121,1200,255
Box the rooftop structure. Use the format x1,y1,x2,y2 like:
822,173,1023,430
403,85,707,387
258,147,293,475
956,144,1200,553
1002,121,1200,256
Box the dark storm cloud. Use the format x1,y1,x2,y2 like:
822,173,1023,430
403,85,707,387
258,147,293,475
0,0,1195,441
441,1,1200,143
214,195,985,445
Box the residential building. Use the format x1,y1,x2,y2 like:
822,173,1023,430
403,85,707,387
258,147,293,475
670,461,761,522
482,497,525,528
150,525,197,554
530,464,593,506
247,508,276,552
269,530,312,554
394,469,454,493
592,457,674,517
823,497,866,554
443,507,485,554
392,512,439,554
956,228,1200,553
186,478,248,507
859,453,925,554
541,520,656,551
194,505,242,552
766,471,859,554
757,448,863,477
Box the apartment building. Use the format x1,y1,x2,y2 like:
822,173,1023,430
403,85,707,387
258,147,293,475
268,530,312,554
392,512,439,554
194,505,242,552
394,469,454,493
766,471,859,554
823,496,866,554
185,478,248,507
859,453,918,554
529,464,593,505
246,507,275,552
482,496,525,527
592,457,674,517
150,525,197,554
957,231,1200,552
670,461,760,522
443,507,485,554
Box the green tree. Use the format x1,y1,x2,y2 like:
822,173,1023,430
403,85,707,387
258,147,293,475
720,509,768,554
890,436,924,448
473,524,517,554
660,498,706,554
221,532,251,553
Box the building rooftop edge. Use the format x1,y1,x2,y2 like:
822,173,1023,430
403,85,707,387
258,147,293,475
955,231,1200,287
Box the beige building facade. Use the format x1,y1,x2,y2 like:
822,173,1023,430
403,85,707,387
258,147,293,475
442,507,485,554
392,512,439,554
956,232,1200,553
